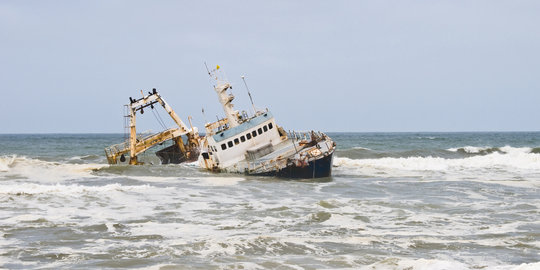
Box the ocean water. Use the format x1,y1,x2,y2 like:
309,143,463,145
0,132,539,269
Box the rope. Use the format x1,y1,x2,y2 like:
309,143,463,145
152,106,167,130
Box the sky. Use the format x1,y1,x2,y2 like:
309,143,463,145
1,1,539,133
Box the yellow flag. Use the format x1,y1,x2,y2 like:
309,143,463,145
216,65,220,70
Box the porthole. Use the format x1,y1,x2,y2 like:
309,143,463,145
252,131,257,137
258,128,262,135
268,123,273,129
240,136,246,142
263,126,268,132
247,133,252,139
234,138,239,145
221,144,226,150
228,141,233,148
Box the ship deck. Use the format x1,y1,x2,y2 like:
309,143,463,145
233,138,299,171
258,139,298,161
222,132,335,177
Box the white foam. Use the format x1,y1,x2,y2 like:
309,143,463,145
499,146,533,154
446,145,532,154
417,136,437,140
353,146,372,150
322,213,365,230
334,150,540,185
124,175,246,186
0,183,154,196
1,151,538,269
358,259,540,270
129,221,216,240
0,182,180,230
2,214,47,223
196,176,245,186
0,155,108,182
507,262,540,270
447,146,492,153
0,155,16,172
360,258,469,270
127,176,183,183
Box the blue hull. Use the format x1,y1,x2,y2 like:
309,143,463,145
252,152,334,179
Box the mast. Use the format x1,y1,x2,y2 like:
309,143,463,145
207,65,240,128
128,104,138,165
242,75,257,115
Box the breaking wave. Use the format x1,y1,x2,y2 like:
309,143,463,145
359,259,540,270
337,145,540,160
333,148,540,184
446,146,534,155
0,155,16,172
0,155,108,182
0,183,154,196
335,151,540,171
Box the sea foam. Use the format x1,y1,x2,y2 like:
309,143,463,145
0,155,107,182
334,150,540,171
0,155,16,172
0,183,153,196
446,145,532,154
333,149,540,186
359,259,540,270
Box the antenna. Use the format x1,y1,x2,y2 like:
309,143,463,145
201,107,208,124
241,75,257,115
204,62,220,82
204,62,211,76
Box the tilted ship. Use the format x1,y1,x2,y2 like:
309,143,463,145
105,66,335,178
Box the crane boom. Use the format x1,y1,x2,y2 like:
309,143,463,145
104,89,200,165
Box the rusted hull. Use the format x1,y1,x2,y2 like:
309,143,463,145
156,144,199,164
251,152,334,179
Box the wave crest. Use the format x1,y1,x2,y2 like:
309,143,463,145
360,258,540,270
335,151,540,171
0,155,17,172
0,183,154,195
446,146,533,155
333,149,540,184
0,155,108,182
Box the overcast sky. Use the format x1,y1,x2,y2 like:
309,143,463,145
1,1,539,133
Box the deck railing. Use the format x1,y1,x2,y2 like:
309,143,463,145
104,130,157,163
246,130,327,172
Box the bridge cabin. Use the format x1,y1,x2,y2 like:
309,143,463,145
200,111,287,170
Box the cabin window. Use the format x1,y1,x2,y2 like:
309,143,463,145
228,141,233,148
246,133,252,139
234,138,239,145
240,135,246,142
221,144,226,150
263,125,268,132
258,128,262,135
252,130,257,137
268,123,273,129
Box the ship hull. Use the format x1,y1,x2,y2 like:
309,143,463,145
156,143,199,164
251,152,334,179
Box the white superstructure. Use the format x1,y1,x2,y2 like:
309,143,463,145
199,66,288,171
197,66,335,178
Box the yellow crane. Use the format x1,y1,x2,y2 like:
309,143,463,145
104,89,200,165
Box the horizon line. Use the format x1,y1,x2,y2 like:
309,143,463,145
1,130,540,135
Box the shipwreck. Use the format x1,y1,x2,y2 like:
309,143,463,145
105,66,336,178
